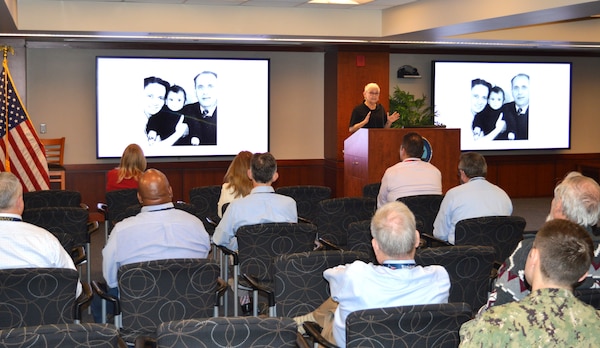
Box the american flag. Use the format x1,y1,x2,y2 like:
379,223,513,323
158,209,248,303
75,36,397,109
0,57,50,191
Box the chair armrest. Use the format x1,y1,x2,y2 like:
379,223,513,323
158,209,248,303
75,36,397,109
217,245,239,265
91,280,121,316
296,332,312,348
302,321,339,348
71,245,87,267
242,273,274,308
134,336,157,348
316,237,341,251
420,233,452,248
88,220,99,234
97,203,107,215
298,216,313,225
74,282,93,321
205,216,220,227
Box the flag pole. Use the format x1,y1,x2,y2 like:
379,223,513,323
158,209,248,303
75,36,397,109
1,45,14,172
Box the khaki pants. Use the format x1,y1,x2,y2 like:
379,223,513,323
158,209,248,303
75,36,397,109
294,297,338,346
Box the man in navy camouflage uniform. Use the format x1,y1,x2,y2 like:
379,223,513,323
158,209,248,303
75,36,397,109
487,171,600,309
460,219,600,347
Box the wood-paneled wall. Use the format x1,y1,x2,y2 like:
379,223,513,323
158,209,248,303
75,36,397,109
63,153,600,220
63,159,325,215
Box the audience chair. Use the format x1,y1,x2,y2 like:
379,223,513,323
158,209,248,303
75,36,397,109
396,194,444,235
273,250,370,319
21,206,98,288
91,258,226,345
415,245,496,315
362,182,381,199
346,220,376,263
136,317,301,348
189,185,222,234
303,302,472,348
97,188,140,242
574,288,600,310
41,137,66,190
23,189,82,209
313,197,376,248
275,185,332,223
219,222,317,317
0,268,92,329
454,215,526,267
0,323,125,348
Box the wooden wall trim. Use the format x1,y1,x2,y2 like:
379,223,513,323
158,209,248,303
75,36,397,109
64,159,326,210
62,153,600,211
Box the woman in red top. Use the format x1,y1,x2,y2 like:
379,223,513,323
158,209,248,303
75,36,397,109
106,144,147,191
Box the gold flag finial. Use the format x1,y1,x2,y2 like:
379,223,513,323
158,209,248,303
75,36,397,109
1,45,14,59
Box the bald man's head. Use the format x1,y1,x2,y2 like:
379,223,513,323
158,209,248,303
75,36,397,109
137,169,173,206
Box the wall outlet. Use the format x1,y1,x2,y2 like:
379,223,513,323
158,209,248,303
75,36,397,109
40,123,47,134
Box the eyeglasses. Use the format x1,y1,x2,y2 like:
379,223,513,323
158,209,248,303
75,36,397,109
367,91,380,95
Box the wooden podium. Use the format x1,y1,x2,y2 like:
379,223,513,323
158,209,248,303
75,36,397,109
344,127,461,197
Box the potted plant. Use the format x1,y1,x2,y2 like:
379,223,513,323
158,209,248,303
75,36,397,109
388,86,442,128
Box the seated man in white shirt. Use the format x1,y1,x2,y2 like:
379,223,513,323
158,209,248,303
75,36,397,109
295,201,450,347
0,172,82,297
433,152,512,244
93,168,211,322
377,132,442,208
212,152,298,251
212,152,297,314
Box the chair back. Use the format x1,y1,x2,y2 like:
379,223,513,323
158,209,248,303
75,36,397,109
40,137,65,167
122,201,199,221
0,323,122,347
189,185,222,232
574,288,600,310
416,245,495,314
346,220,375,263
157,317,299,348
454,215,526,264
0,268,79,329
345,302,472,348
237,223,317,284
117,258,221,342
22,206,90,247
314,197,376,247
362,182,381,199
105,189,140,229
275,185,332,223
23,190,81,209
396,194,443,235
274,250,369,318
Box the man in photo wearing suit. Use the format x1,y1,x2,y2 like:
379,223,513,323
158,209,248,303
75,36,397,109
498,73,529,140
178,71,218,145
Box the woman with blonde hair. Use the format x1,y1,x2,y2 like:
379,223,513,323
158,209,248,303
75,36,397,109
217,150,253,217
106,144,147,191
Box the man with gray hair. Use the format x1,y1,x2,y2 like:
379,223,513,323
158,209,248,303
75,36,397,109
487,171,600,309
433,152,513,244
461,219,600,346
295,201,450,347
0,172,81,296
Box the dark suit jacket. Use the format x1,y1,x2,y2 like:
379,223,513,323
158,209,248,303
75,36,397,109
497,101,528,140
176,103,217,145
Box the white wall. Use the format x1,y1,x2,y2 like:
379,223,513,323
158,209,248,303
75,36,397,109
22,47,600,165
389,53,600,154
25,48,325,164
